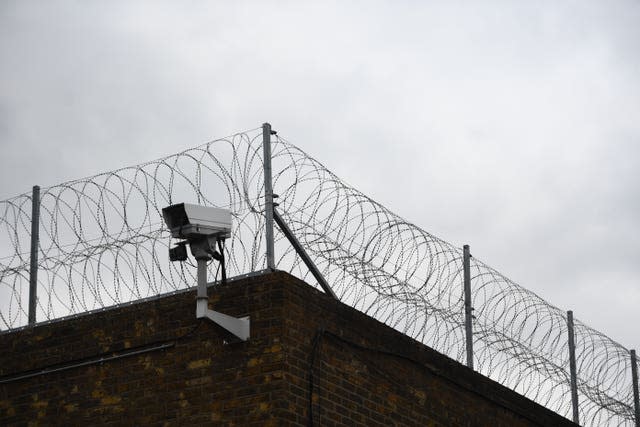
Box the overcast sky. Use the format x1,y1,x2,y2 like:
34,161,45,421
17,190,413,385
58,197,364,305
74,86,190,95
1,1,638,350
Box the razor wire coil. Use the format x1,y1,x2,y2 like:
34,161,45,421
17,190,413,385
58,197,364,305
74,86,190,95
0,128,637,426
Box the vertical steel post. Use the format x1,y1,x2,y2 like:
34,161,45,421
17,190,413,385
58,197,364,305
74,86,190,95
262,123,275,270
567,310,580,425
631,349,640,427
28,185,40,325
463,244,473,370
195,258,208,318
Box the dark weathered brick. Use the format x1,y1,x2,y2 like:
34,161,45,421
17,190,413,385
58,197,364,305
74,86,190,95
1,271,575,426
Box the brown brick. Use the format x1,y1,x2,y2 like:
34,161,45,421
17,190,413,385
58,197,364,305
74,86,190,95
0,271,575,426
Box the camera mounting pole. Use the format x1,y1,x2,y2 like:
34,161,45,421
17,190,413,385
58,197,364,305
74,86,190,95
192,238,250,342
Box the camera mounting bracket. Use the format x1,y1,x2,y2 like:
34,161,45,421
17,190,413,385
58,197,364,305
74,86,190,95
195,255,250,342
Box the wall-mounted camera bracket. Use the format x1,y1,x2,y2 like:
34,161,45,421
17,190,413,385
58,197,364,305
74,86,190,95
195,257,250,342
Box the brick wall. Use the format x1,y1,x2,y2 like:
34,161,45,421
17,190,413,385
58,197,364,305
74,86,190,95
0,271,575,426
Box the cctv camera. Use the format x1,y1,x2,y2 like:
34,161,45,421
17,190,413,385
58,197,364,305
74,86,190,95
162,203,232,240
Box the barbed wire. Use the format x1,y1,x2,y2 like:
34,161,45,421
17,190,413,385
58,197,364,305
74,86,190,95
0,128,636,425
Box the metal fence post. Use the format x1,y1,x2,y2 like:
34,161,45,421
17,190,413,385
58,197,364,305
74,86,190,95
631,349,640,427
262,123,275,270
463,244,473,370
567,310,580,424
28,185,40,325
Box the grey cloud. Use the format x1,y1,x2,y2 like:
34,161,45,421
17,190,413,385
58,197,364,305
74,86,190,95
0,0,638,349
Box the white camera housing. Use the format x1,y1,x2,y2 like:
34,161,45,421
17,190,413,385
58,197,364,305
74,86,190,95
162,203,232,239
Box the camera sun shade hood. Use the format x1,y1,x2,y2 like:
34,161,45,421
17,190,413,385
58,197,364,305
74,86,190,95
162,203,232,239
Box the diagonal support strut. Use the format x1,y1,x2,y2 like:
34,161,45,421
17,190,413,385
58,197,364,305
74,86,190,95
273,208,337,300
